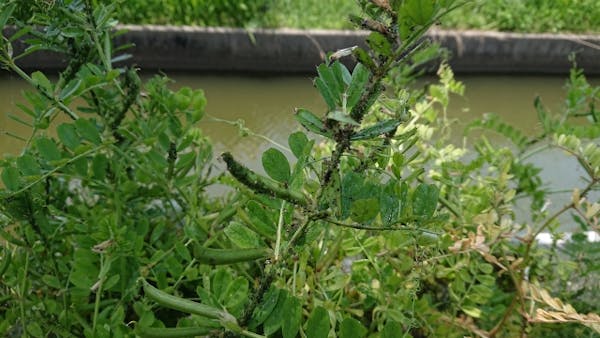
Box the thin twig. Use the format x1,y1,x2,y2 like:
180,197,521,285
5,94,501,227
324,217,441,236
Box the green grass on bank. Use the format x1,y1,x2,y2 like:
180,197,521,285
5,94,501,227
261,0,360,30
441,0,600,34
107,0,600,34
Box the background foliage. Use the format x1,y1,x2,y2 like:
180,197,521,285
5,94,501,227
16,0,600,33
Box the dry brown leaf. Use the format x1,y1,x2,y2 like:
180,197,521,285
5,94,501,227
525,283,600,333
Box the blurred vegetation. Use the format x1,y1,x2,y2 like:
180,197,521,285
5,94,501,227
441,0,600,33
96,0,600,33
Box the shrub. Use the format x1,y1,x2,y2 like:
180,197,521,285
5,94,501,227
0,0,598,337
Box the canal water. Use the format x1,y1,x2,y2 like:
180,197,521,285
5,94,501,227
0,73,576,158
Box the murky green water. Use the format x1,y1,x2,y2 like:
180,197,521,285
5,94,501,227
0,73,578,157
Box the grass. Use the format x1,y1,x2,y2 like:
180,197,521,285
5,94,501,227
108,0,600,34
259,0,360,30
441,0,600,34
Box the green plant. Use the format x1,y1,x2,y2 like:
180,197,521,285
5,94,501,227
138,0,599,337
0,1,216,336
1,0,599,337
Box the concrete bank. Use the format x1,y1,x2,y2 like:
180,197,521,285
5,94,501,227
6,25,600,75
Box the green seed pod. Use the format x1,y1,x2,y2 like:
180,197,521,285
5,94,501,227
222,152,309,207
142,280,227,319
195,246,271,265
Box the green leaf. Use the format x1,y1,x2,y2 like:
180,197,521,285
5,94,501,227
403,0,435,26
17,154,41,176
412,183,439,218
223,276,249,317
315,77,337,110
224,221,261,248
341,172,364,218
262,147,291,183
72,157,88,176
282,294,302,338
465,113,529,149
288,131,309,159
212,268,233,302
263,289,287,336
429,84,448,108
351,119,401,140
174,241,192,261
295,108,331,138
327,110,360,126
26,322,44,338
244,200,276,238
305,306,330,338
36,137,62,161
0,4,16,30
347,63,370,110
471,284,494,300
339,317,368,338
2,166,20,191
31,71,53,93
189,89,207,122
59,78,82,100
535,96,554,134
57,123,81,150
75,118,101,145
461,305,482,318
249,286,280,330
341,172,381,219
92,154,108,180
380,180,400,226
350,198,380,223
290,138,314,192
382,320,402,338
367,32,392,57
104,274,120,290
391,152,404,179
333,61,352,86
317,63,343,104
479,263,494,274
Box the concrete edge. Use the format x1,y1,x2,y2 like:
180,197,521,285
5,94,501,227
4,25,600,75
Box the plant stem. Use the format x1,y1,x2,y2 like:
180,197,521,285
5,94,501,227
18,252,30,338
91,255,105,337
323,217,441,236
274,201,286,262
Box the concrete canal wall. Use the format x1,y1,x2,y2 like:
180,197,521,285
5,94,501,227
5,25,600,75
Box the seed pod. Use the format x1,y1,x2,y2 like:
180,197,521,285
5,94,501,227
195,246,271,265
222,152,309,207
142,280,229,320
